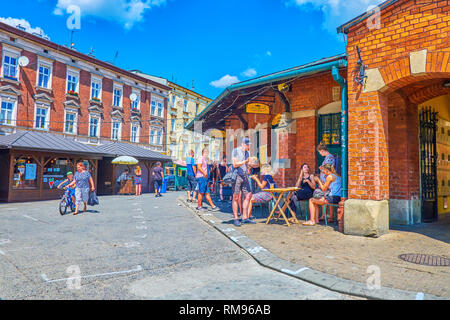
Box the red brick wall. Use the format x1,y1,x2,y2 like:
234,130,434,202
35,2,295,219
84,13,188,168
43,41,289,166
345,0,450,201
0,47,164,145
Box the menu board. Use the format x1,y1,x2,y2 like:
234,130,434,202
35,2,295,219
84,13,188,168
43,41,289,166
25,164,37,180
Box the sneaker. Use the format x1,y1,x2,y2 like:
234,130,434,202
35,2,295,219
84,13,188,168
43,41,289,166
233,219,241,227
249,216,256,221
210,206,220,212
242,218,256,224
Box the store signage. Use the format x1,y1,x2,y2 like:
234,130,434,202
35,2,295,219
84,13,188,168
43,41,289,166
246,103,270,115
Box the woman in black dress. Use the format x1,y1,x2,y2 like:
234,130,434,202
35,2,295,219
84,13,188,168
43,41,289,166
289,163,316,214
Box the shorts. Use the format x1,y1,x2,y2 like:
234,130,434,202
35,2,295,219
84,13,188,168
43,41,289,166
252,191,272,203
196,177,210,194
325,195,341,204
75,187,89,205
187,175,197,192
232,174,251,195
134,176,142,185
67,188,75,198
154,179,163,190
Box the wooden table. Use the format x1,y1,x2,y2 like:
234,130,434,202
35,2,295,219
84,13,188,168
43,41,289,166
265,187,300,227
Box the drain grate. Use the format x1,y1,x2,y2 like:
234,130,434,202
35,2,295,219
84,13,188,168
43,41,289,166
399,253,450,267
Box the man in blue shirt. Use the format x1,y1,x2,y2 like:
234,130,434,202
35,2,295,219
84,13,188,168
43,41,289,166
186,150,197,203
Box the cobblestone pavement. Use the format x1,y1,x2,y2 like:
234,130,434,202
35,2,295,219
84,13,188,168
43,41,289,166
194,195,449,298
0,192,356,299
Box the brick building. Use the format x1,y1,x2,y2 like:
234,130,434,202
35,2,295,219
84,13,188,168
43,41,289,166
0,21,172,201
188,0,449,234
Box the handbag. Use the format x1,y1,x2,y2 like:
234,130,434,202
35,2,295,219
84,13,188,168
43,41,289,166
222,171,236,185
313,188,330,199
88,191,99,206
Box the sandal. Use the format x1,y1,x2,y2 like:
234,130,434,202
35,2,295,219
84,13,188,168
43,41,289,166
302,221,316,226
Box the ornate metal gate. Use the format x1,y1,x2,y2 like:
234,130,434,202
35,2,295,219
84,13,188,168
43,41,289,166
419,107,438,222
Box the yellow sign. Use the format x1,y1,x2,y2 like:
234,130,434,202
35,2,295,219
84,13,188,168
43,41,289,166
272,114,282,126
246,103,270,114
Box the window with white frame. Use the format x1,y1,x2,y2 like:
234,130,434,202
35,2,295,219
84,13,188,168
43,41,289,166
66,69,79,93
157,101,163,117
131,123,139,143
113,86,122,107
0,99,15,125
171,118,176,132
35,104,49,130
91,77,102,100
183,99,188,112
131,91,140,110
64,110,77,134
151,98,164,117
150,129,155,144
37,60,52,89
89,114,100,137
2,53,18,80
156,130,162,145
111,119,121,140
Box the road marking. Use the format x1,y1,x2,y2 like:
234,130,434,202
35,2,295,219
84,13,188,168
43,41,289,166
281,267,309,275
0,239,11,245
41,265,143,283
23,214,39,222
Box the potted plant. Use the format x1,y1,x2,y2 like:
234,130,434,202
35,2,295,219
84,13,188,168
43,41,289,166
67,90,79,97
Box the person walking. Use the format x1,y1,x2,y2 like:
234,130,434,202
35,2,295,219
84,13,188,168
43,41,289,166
151,162,164,197
134,166,142,196
195,148,219,212
231,137,257,226
186,150,197,203
66,162,95,215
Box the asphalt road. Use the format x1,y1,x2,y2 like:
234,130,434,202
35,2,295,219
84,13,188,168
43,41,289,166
0,191,352,299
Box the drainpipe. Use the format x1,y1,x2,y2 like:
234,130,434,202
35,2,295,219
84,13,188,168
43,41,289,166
332,66,348,199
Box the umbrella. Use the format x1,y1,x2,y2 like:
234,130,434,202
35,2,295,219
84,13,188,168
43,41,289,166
111,156,139,165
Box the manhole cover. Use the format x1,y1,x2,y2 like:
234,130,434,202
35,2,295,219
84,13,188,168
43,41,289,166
399,253,450,266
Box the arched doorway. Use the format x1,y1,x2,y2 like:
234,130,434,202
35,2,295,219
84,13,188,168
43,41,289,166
385,77,450,224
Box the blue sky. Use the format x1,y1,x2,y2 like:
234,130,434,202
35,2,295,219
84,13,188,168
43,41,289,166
1,0,384,99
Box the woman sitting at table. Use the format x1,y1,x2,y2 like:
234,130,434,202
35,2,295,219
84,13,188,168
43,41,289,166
289,163,316,214
303,163,341,226
248,164,276,221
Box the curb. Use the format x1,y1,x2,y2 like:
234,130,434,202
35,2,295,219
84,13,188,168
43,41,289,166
178,196,448,300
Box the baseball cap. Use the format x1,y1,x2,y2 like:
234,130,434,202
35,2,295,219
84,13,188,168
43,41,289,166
242,137,251,145
66,171,73,176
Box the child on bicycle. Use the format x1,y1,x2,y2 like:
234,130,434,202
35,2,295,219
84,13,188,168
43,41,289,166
57,171,75,204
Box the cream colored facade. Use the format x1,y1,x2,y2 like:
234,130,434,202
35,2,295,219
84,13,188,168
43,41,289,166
167,82,223,162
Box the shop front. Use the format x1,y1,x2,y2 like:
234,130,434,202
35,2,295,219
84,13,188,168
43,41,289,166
96,141,172,195
0,130,106,202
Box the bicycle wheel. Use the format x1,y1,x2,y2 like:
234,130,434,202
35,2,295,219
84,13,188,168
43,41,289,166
59,198,68,215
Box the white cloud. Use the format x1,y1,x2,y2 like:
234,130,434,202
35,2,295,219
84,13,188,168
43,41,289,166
266,51,272,56
0,17,50,39
287,0,384,32
54,0,167,29
210,75,240,88
241,68,257,77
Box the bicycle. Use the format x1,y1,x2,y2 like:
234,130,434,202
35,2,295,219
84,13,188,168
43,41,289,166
59,186,76,215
